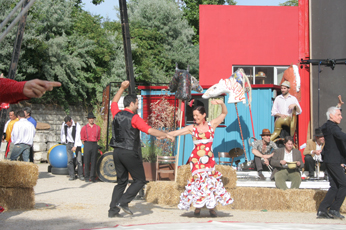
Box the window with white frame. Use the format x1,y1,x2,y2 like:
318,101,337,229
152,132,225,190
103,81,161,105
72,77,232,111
232,66,289,85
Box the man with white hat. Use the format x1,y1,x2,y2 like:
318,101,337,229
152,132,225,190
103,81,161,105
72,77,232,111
271,81,302,138
272,81,302,119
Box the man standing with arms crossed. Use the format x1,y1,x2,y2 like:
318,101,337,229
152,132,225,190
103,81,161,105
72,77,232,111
317,107,346,219
81,112,100,183
60,116,84,181
108,81,174,218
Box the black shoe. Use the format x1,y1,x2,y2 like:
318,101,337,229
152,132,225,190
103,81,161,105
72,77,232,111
79,176,85,181
91,178,97,183
194,208,201,216
209,210,217,218
108,212,122,218
116,203,133,215
69,176,75,181
317,211,334,219
329,210,345,219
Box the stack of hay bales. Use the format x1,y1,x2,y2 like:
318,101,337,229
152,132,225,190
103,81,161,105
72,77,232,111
145,164,346,212
145,164,237,206
0,160,39,211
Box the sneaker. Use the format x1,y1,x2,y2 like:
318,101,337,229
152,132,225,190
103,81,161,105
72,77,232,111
79,176,85,181
69,176,75,181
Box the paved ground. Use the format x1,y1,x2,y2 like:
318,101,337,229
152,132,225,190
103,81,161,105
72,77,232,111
0,163,345,230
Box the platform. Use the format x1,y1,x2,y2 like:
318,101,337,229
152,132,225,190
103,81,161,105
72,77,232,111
236,171,330,190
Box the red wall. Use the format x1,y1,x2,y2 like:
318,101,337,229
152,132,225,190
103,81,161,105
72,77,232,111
199,5,299,85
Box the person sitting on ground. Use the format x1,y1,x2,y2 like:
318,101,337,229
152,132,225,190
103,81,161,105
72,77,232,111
303,128,325,179
251,129,278,180
270,136,304,190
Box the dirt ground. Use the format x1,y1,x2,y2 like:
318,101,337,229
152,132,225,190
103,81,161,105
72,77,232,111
0,163,345,230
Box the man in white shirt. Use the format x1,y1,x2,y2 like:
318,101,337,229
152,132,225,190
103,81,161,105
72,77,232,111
303,128,325,179
270,136,304,190
10,110,36,162
271,81,302,140
60,116,84,181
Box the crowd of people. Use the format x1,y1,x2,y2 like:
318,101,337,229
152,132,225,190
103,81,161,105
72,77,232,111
1,76,346,220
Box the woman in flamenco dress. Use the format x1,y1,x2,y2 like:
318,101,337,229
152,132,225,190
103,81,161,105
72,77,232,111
168,99,233,217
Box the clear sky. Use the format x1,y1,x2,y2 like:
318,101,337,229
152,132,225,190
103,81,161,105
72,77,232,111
81,0,289,21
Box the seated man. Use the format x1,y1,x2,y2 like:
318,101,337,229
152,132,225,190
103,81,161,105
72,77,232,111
303,128,325,179
252,129,278,180
270,136,304,190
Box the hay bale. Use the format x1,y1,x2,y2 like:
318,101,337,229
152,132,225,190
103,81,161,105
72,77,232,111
0,187,35,211
215,165,237,189
218,187,289,211
145,181,182,206
286,189,320,212
176,165,191,189
0,160,39,188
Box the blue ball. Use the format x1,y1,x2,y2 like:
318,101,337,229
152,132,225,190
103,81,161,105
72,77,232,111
49,145,68,168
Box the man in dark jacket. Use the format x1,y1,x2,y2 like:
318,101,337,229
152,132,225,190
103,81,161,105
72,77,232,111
108,81,174,218
317,107,346,219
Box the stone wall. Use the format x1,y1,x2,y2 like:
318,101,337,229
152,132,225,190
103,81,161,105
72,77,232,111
0,103,89,162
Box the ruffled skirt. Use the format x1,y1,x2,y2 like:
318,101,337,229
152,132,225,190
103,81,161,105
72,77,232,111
177,169,233,210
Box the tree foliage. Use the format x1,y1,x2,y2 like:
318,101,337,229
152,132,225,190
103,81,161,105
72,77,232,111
0,0,200,108
0,0,127,108
279,0,298,6
127,0,198,83
182,0,236,45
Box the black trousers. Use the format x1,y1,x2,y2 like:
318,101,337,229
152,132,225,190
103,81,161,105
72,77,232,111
304,154,326,177
109,148,146,214
83,142,98,180
318,163,346,212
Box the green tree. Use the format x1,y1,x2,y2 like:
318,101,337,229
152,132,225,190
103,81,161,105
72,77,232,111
127,0,198,83
182,0,236,45
279,0,298,6
0,0,126,108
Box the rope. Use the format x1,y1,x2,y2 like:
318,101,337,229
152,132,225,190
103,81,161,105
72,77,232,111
235,103,247,161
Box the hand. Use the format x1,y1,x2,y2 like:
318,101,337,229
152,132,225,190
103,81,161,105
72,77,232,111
262,154,271,159
23,79,61,98
280,114,288,118
315,150,322,155
288,104,296,110
166,134,175,142
296,161,301,167
121,81,130,90
263,158,269,166
280,160,286,165
337,95,344,108
210,99,224,105
71,147,77,152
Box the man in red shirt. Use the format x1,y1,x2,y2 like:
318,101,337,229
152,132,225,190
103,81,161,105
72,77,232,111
108,81,174,218
81,112,101,183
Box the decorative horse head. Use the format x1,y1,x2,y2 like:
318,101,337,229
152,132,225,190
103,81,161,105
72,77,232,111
202,68,251,105
168,64,202,101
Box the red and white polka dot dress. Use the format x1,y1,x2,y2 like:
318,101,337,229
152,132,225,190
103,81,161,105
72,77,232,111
178,122,233,210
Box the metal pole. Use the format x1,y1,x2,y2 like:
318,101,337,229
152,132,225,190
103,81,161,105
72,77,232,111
119,0,136,95
318,62,322,127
